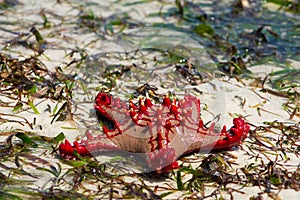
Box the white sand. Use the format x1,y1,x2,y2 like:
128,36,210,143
0,0,299,199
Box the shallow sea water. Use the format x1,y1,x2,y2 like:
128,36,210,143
0,0,299,199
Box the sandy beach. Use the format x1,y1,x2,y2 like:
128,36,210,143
0,0,299,199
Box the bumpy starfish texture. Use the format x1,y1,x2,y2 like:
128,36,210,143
59,92,250,172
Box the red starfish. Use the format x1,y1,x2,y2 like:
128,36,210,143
59,92,250,173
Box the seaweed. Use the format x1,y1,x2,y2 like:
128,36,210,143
0,0,299,199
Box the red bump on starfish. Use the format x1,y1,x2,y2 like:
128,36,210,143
59,139,91,159
59,92,250,172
